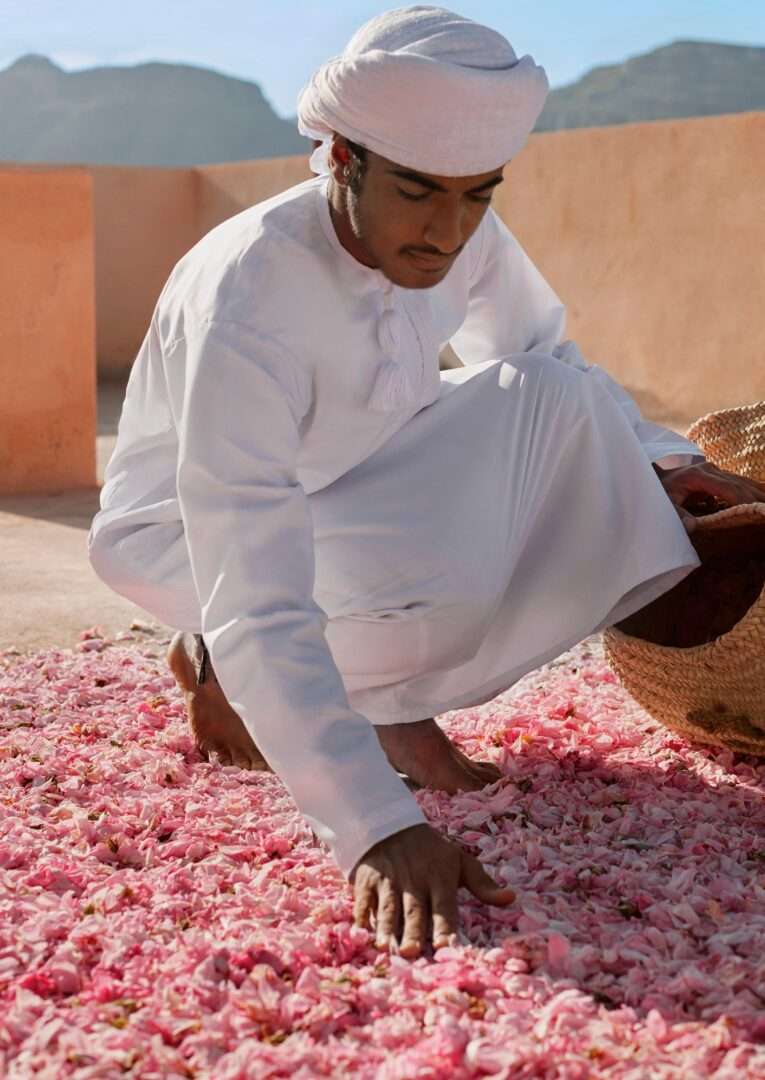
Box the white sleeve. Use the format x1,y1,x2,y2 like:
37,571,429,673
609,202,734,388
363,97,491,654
169,317,426,877
451,210,704,469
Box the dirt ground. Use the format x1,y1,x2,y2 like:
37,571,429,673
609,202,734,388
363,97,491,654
0,379,169,653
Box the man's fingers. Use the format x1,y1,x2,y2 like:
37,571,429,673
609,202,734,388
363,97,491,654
659,464,765,519
679,471,761,509
430,880,459,950
374,880,401,951
680,509,697,534
353,880,376,932
712,481,754,506
399,891,427,958
743,480,765,503
664,490,698,534
460,853,516,907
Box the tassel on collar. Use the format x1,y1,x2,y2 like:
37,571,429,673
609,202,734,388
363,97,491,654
368,281,417,413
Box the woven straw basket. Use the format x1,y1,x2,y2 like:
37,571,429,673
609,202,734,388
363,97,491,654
603,401,765,755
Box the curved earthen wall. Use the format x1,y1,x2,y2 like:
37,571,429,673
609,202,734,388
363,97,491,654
91,166,199,378
91,111,765,424
495,111,765,423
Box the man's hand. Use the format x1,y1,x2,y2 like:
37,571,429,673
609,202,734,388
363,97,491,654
655,461,765,534
351,823,515,958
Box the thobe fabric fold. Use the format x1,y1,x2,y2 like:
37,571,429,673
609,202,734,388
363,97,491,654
449,209,703,470
173,317,426,876
90,176,703,876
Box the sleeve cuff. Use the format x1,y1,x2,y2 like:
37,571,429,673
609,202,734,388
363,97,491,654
650,451,706,470
329,800,429,881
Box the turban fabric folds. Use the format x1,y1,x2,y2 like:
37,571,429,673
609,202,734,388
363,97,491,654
297,5,549,177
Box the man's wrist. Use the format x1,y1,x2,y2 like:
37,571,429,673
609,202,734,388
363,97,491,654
341,802,428,881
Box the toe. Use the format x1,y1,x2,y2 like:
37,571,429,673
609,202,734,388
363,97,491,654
469,763,503,787
212,746,234,767
475,759,502,778
228,741,271,771
453,745,501,780
451,757,500,792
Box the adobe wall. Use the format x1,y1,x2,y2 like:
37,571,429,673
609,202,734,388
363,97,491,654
90,166,199,378
0,168,96,494
92,111,764,423
195,156,311,237
494,111,765,422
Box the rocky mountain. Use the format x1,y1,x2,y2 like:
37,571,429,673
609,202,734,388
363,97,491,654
2,40,763,166
537,40,765,131
0,54,308,166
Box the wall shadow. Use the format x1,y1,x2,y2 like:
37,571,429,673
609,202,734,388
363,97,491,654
0,489,101,530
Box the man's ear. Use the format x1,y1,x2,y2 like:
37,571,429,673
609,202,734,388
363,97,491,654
329,134,352,186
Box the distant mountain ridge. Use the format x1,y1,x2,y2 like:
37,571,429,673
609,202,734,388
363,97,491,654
0,54,308,166
537,40,765,131
1,40,764,167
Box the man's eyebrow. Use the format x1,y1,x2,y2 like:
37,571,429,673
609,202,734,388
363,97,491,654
386,167,504,195
387,168,448,192
468,175,504,194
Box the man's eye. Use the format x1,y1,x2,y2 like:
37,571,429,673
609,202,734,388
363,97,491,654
397,188,430,201
469,194,493,204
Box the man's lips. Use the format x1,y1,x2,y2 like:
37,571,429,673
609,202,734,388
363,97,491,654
404,249,454,271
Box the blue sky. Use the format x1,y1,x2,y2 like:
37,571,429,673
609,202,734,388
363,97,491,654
2,1,763,117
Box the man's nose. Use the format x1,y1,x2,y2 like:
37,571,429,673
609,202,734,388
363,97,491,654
423,203,466,255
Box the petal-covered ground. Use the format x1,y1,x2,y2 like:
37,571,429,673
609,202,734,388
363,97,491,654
1,629,765,1079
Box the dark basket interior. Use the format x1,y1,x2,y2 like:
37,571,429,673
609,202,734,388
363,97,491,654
616,520,765,648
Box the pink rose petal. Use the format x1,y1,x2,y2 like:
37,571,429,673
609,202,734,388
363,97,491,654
0,636,764,1077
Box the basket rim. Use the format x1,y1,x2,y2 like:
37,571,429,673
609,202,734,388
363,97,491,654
690,501,765,532
686,399,765,443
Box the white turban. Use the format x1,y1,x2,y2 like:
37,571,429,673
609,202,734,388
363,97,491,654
297,5,548,177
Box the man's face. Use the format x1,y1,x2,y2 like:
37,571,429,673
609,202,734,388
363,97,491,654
341,147,505,289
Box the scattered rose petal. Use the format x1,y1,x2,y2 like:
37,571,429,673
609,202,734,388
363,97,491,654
0,635,764,1077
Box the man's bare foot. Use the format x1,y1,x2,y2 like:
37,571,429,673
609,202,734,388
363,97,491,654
167,634,499,790
374,718,502,793
167,633,272,772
